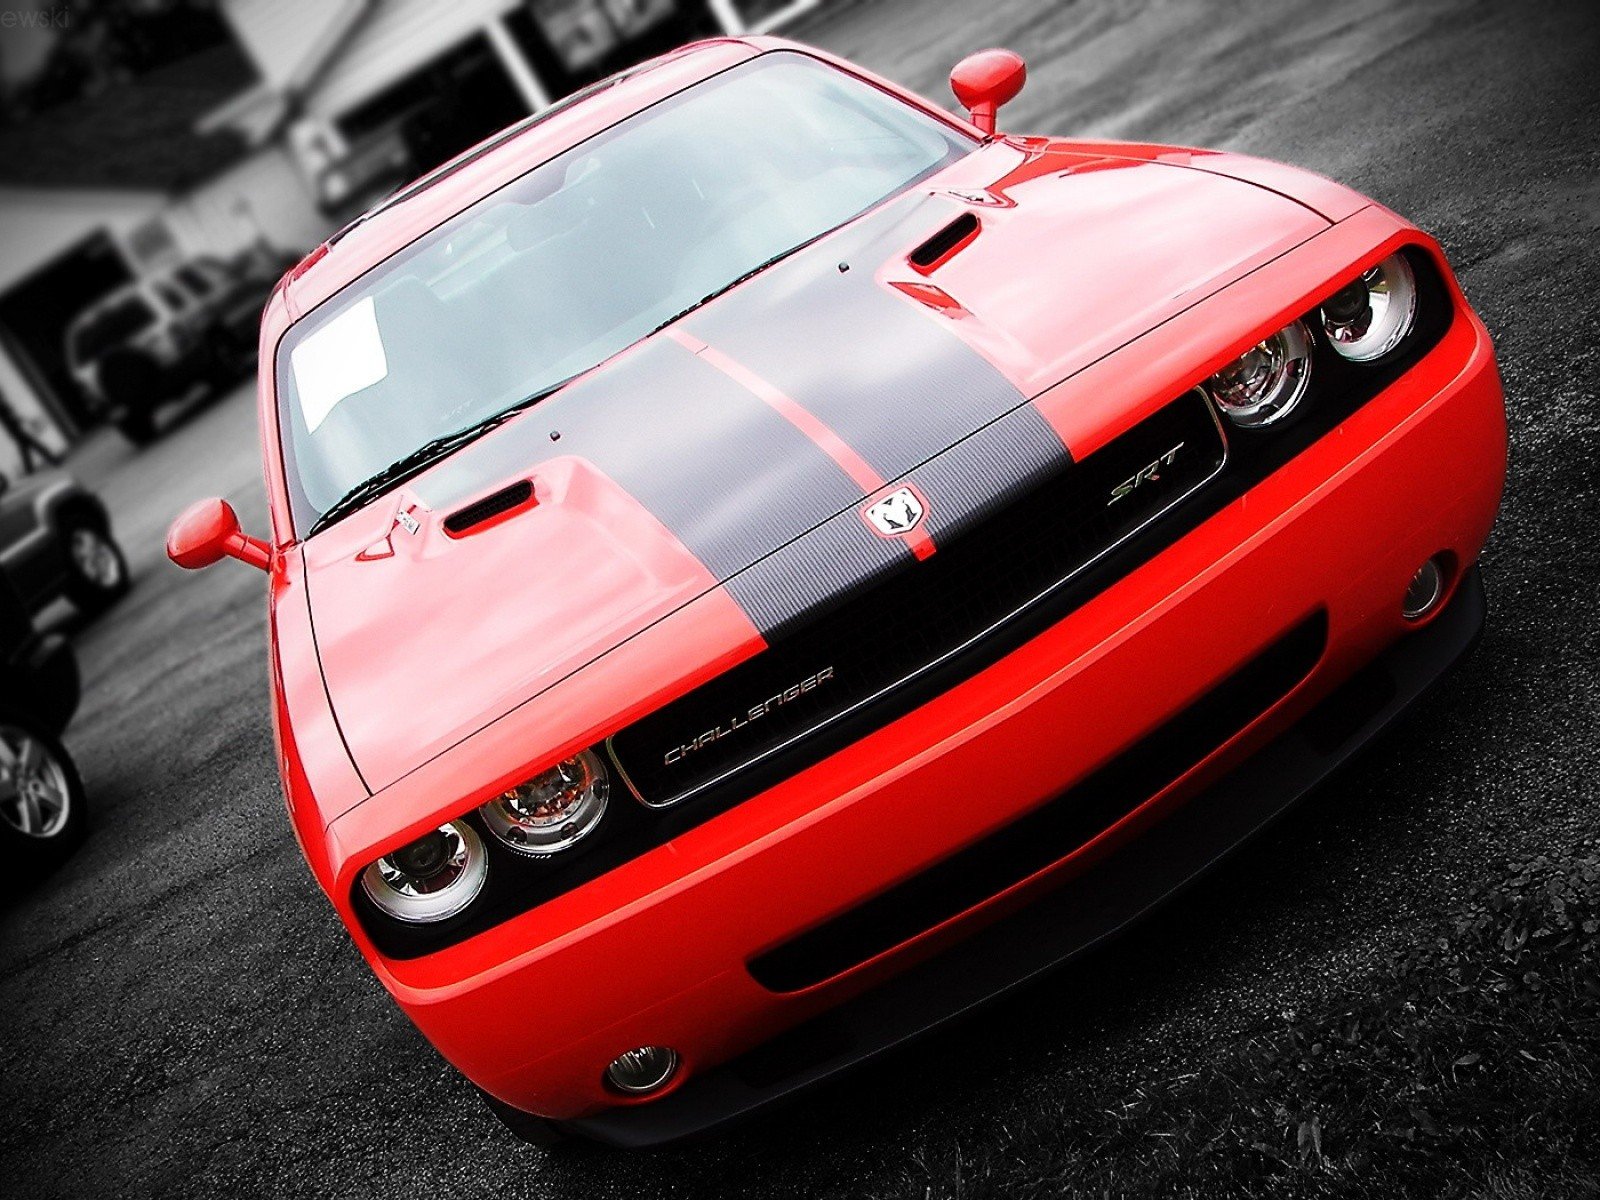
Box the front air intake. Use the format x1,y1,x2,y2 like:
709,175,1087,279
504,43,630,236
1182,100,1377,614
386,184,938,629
443,480,534,534
747,611,1328,993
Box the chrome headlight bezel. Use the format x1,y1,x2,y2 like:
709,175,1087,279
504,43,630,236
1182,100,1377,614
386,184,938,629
360,820,488,924
478,749,610,857
1205,319,1315,429
1321,253,1419,363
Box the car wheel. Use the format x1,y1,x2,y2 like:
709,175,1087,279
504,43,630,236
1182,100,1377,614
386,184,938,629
114,410,159,445
62,521,130,612
0,716,87,876
99,349,164,443
203,341,240,392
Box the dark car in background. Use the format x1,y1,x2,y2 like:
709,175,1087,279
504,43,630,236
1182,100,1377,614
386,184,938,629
62,252,278,443
0,468,128,615
0,569,86,873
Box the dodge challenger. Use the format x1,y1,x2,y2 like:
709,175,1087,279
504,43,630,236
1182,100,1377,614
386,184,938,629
166,38,1506,1146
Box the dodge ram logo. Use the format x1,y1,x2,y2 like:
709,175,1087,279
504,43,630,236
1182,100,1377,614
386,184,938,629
863,487,926,537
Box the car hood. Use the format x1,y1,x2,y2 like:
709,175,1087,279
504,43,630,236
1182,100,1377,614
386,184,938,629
301,146,1327,791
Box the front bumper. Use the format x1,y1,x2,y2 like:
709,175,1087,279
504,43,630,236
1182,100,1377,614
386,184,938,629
573,565,1486,1146
334,236,1506,1139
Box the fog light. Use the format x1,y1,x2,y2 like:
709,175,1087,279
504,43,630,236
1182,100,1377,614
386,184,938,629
605,1046,679,1095
1403,557,1446,620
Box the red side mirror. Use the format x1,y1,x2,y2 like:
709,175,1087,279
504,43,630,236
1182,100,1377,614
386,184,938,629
167,498,271,572
950,49,1027,137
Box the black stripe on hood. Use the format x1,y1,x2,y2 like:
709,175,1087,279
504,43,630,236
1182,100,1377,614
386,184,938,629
413,335,861,581
413,193,1040,635
685,193,1027,481
724,399,1069,637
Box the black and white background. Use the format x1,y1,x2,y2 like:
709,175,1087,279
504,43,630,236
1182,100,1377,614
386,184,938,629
1,1,1597,1196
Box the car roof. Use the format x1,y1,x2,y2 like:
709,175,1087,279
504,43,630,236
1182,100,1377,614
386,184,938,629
275,37,767,319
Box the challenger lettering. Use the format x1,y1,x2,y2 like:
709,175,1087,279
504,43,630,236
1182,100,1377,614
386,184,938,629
663,667,836,767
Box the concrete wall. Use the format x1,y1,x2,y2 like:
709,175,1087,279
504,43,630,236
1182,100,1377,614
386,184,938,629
167,142,332,261
0,188,163,292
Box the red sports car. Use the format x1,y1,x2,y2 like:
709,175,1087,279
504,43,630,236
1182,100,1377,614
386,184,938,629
167,38,1506,1146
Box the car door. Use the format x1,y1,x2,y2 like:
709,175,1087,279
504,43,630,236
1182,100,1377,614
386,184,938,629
0,474,61,606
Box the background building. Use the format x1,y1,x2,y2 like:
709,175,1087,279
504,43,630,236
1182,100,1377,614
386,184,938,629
0,0,819,473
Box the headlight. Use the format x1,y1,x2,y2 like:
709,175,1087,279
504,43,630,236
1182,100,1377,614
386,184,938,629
361,820,487,923
479,749,609,856
1321,254,1418,362
1206,320,1313,428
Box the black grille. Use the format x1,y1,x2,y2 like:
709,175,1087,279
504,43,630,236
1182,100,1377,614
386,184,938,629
609,390,1226,808
748,612,1327,992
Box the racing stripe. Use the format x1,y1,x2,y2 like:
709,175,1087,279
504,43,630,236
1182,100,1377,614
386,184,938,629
907,402,1071,546
727,399,1072,636
668,327,937,563
411,335,862,583
667,328,882,492
683,194,1028,483
409,192,1045,639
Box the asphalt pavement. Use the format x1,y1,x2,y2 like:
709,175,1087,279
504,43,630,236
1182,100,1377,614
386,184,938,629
3,1,1597,1196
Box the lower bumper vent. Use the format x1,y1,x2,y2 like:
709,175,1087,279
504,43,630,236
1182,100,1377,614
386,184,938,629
748,611,1327,993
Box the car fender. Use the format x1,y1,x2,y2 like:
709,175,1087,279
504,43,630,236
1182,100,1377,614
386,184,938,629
271,546,370,890
1056,137,1372,222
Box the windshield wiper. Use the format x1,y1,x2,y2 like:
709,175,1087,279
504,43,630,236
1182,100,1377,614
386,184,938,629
649,246,807,338
309,243,809,538
306,380,569,537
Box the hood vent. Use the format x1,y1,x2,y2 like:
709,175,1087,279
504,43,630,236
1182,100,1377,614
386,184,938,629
443,480,534,535
908,212,980,272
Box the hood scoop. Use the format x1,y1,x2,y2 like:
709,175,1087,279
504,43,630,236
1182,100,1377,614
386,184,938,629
908,212,980,273
443,479,535,535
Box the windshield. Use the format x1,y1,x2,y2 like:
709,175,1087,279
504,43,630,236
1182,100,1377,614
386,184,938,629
275,52,972,532
68,293,157,363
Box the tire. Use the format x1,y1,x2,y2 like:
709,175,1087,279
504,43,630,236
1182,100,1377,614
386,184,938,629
99,347,164,406
0,714,87,879
60,519,130,613
114,410,159,445
99,348,164,444
202,339,241,392
476,1087,572,1149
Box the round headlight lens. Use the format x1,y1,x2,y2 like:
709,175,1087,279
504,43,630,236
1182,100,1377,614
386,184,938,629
361,820,487,923
1321,254,1418,362
1206,320,1313,428
480,749,609,856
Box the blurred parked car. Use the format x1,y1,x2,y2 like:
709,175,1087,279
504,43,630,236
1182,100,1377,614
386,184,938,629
63,253,276,443
0,468,128,614
0,569,85,873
